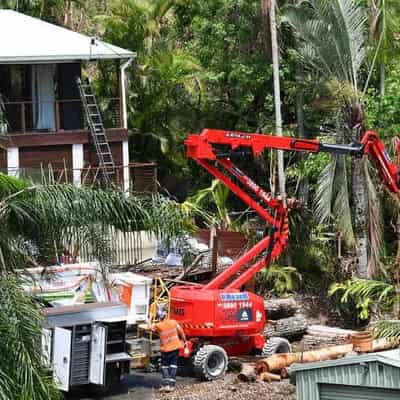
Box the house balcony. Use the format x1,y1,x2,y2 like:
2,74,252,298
1,98,126,146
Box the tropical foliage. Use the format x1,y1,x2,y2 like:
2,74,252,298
0,277,60,400
0,173,191,399
3,0,400,391
329,278,395,320
257,264,302,296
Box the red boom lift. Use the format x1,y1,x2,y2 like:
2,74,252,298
169,128,400,380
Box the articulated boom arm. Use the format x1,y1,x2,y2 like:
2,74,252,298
185,128,400,291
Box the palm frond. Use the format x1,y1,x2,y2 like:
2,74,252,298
0,176,192,270
315,158,337,224
333,155,355,245
329,279,394,319
0,277,60,400
374,320,400,339
284,0,366,93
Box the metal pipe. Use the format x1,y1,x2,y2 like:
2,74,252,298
319,142,363,156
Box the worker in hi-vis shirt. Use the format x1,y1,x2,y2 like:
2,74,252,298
149,305,187,392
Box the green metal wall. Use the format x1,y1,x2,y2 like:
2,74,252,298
320,384,400,400
296,361,400,400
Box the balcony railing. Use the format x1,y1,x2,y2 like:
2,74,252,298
0,98,122,134
5,163,157,193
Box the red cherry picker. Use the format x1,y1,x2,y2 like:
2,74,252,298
168,128,400,380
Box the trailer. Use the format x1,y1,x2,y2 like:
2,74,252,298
23,263,158,393
43,302,132,392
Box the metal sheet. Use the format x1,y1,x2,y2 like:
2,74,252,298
319,384,400,400
0,10,135,63
89,323,107,385
44,302,128,327
53,327,72,391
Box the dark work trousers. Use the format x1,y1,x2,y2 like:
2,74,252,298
161,349,179,387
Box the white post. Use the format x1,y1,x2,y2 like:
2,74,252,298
7,147,19,177
270,0,286,196
122,140,130,193
72,144,84,187
120,58,134,129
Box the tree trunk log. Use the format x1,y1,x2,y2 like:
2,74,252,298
306,325,354,338
255,344,353,374
264,297,298,319
237,363,257,382
265,315,307,340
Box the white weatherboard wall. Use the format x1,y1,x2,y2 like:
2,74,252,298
7,147,19,177
72,144,84,186
123,140,130,192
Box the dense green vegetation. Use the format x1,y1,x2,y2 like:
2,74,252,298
2,0,400,396
0,174,189,400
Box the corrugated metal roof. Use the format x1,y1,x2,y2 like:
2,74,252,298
290,349,400,375
0,10,135,63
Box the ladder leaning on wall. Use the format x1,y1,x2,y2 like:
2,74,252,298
77,78,115,184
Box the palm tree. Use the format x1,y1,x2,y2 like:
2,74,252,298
285,0,384,278
0,277,60,400
368,0,400,95
0,173,191,399
102,0,204,161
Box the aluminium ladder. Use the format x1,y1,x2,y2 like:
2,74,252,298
77,78,115,184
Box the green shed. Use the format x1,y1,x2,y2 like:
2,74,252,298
289,349,400,400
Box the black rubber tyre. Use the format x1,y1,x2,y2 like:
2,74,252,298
262,337,292,357
193,345,228,381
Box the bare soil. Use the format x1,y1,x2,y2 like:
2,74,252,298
154,374,295,400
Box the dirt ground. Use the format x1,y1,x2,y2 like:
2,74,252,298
69,371,296,400
154,374,296,400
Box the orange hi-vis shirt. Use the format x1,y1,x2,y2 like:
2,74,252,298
153,319,183,353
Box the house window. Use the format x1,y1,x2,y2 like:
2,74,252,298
31,64,56,131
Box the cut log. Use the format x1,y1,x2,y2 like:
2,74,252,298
259,372,281,382
265,314,307,340
264,297,298,319
307,325,355,338
301,325,354,351
255,344,353,373
237,363,257,382
302,334,349,351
